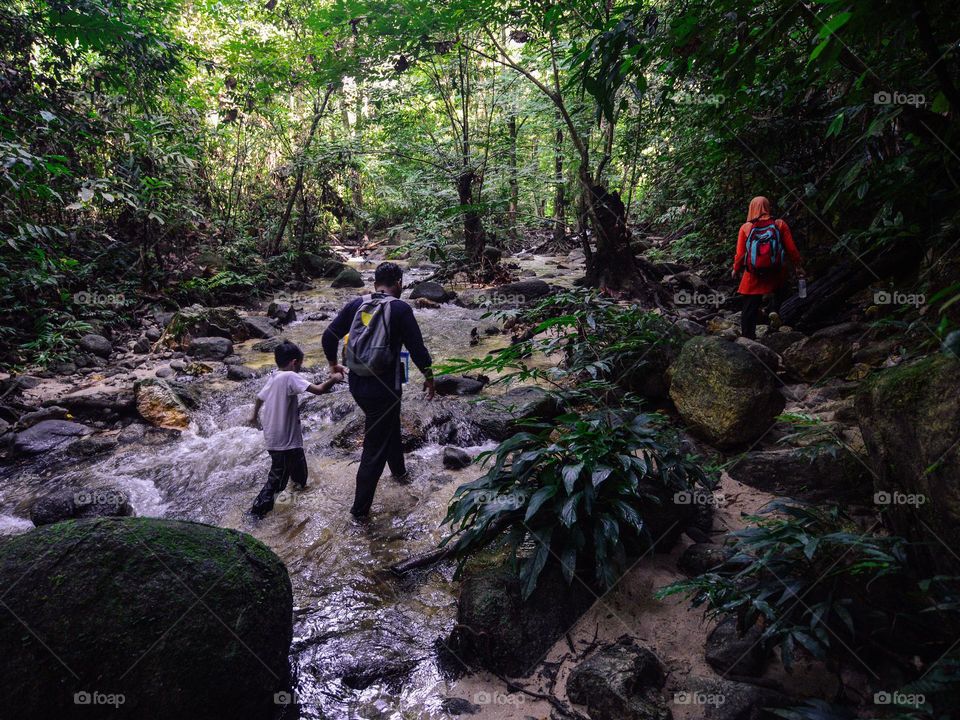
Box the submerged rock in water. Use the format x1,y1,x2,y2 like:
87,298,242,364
566,637,670,720
331,267,364,288
409,281,454,303
442,446,472,469
332,409,427,452
11,419,92,454
0,517,292,719
30,487,132,526
669,336,784,448
434,375,486,396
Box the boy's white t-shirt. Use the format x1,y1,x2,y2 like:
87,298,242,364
257,371,311,451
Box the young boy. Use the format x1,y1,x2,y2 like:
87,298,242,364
249,340,342,518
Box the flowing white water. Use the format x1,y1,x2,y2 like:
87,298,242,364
0,258,573,718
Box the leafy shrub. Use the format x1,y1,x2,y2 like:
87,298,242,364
659,502,959,675
442,404,712,597
439,288,684,397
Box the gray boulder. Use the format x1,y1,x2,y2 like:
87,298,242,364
856,353,960,573
409,281,454,303
442,446,472,470
30,488,132,526
12,419,92,454
435,375,486,396
675,675,788,720
488,279,551,303
669,337,784,448
302,252,345,278
705,617,769,677
187,336,233,360
450,553,595,677
242,315,280,338
266,302,296,324
78,333,112,358
782,323,863,381
331,267,364,288
567,637,670,720
677,543,736,576
227,365,258,382
55,383,135,416
760,329,806,356
726,445,872,504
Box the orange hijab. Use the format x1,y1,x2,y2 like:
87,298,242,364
747,196,773,223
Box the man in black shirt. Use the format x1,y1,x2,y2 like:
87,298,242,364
322,262,435,518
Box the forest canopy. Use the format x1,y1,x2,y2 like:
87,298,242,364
2,0,959,365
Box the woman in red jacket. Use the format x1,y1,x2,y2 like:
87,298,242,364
732,196,805,339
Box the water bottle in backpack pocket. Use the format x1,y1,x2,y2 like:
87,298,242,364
745,219,785,276
345,294,398,376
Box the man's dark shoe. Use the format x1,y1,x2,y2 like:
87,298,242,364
250,490,275,517
391,471,411,484
292,481,307,491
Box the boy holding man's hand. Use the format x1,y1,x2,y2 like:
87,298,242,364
249,340,342,518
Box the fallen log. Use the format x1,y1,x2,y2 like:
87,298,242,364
779,240,916,330
389,545,454,576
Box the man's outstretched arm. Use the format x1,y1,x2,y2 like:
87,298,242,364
322,299,359,373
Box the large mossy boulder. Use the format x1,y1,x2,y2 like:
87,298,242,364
856,353,960,570
669,336,784,448
0,517,292,719
167,304,251,343
331,267,364,288
450,552,595,677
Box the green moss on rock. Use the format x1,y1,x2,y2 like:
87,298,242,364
0,517,292,719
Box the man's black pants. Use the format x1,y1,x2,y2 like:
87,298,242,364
251,448,308,517
351,392,406,517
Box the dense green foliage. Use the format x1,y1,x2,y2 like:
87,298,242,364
660,502,960,719
4,0,959,366
440,289,710,595
443,405,710,597
439,287,683,401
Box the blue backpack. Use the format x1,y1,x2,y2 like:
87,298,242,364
745,218,784,275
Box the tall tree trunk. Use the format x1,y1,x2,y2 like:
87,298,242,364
552,117,565,244
507,113,519,240
458,46,485,266
352,84,364,211
457,170,485,265
272,85,333,256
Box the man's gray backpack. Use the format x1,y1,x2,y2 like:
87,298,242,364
345,294,398,376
